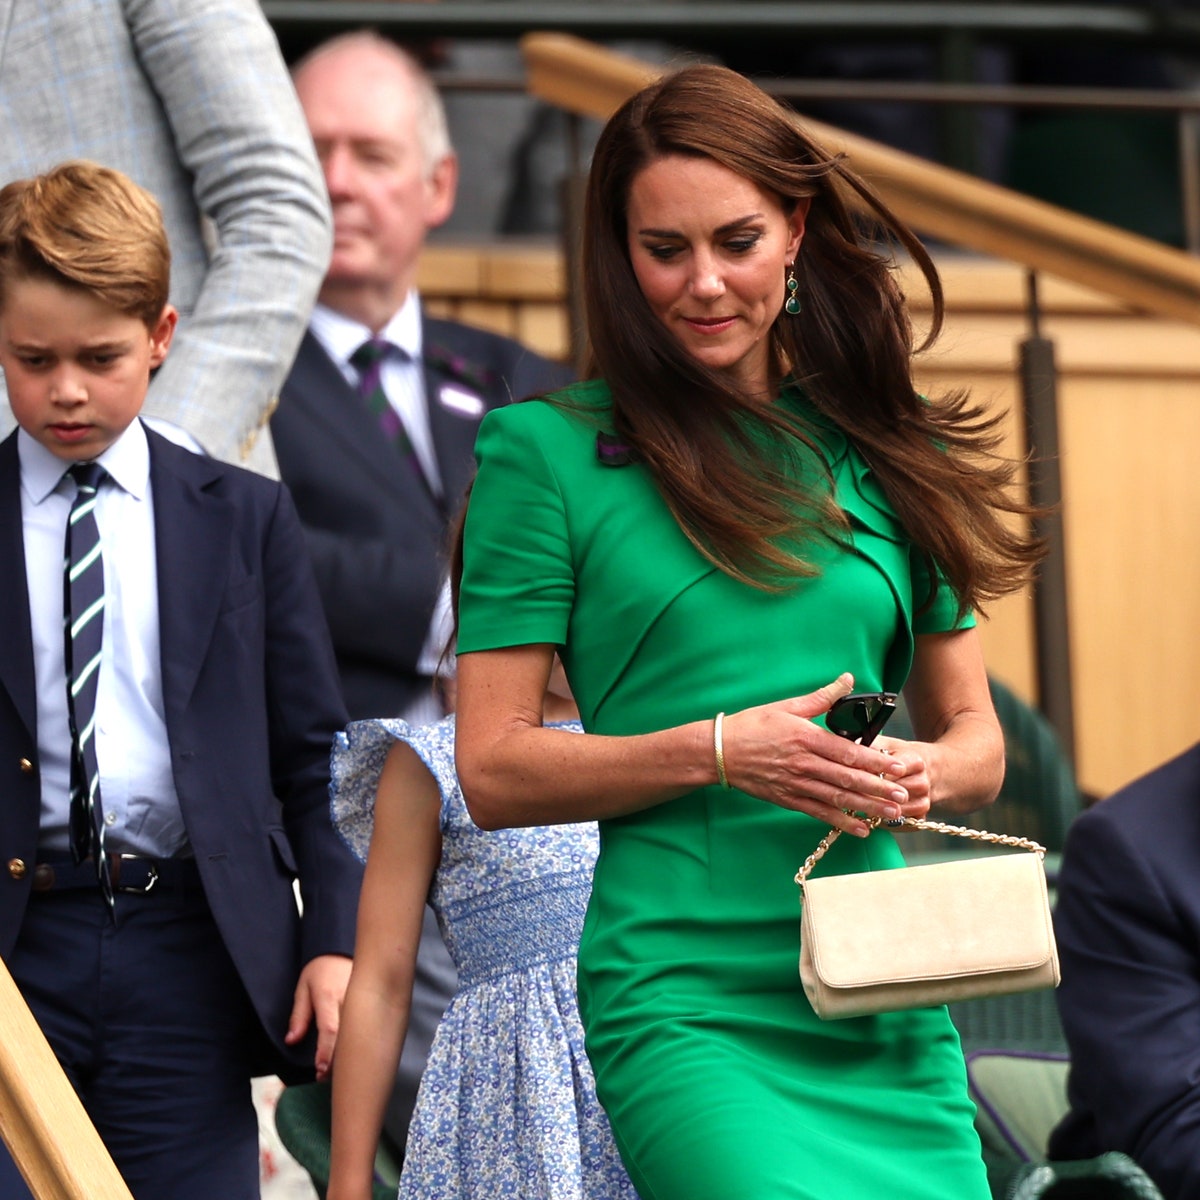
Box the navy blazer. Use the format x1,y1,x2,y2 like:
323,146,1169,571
273,317,574,720
1048,742,1200,1199
0,427,361,1078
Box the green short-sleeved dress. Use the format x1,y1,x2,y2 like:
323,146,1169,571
457,381,990,1200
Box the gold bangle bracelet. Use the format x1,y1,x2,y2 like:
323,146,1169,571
714,711,730,789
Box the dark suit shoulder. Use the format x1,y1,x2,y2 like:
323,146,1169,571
1058,743,1200,924
0,428,19,476
1068,741,1200,847
423,314,537,363
277,329,346,408
423,316,574,399
145,426,287,509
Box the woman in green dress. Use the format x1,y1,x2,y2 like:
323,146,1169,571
453,64,1041,1200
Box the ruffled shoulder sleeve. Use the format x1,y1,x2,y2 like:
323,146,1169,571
329,716,459,862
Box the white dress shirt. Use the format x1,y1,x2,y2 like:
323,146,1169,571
309,293,453,724
19,421,189,857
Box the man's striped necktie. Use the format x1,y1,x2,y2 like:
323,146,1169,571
63,462,112,908
351,337,414,452
350,337,433,497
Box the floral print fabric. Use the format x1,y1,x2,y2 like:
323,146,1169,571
330,716,637,1200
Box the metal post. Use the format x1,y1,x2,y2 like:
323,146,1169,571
1019,270,1076,765
936,26,980,177
1178,110,1200,255
559,112,588,375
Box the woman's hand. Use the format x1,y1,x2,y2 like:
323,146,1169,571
872,736,933,821
721,674,912,836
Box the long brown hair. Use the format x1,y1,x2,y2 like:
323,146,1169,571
581,63,1041,613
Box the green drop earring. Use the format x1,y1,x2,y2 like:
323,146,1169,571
785,264,801,315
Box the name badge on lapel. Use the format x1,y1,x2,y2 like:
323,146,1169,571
437,383,486,419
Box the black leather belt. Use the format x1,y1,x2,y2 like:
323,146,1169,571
32,854,201,895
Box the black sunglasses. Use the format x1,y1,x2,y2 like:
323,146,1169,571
825,691,898,747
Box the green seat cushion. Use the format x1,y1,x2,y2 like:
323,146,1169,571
273,1081,399,1200
966,1049,1069,1162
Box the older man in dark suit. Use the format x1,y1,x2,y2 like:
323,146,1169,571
275,31,573,724
272,29,573,1155
1049,743,1200,1199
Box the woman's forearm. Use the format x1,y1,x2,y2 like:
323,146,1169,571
923,710,1005,815
456,652,912,835
457,718,718,829
894,628,1005,818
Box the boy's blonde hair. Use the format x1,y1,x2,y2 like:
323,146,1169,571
0,159,170,327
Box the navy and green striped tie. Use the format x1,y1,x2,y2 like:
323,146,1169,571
350,338,433,497
63,462,112,908
351,338,413,454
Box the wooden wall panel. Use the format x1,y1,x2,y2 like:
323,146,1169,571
1057,379,1200,794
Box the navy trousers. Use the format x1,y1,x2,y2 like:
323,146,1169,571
0,872,262,1199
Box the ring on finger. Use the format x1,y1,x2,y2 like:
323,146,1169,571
878,746,892,780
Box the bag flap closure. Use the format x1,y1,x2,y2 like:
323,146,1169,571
801,852,1054,989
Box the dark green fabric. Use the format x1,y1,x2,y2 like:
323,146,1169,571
273,1082,398,1200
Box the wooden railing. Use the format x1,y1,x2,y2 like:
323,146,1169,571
522,32,1200,329
0,958,132,1199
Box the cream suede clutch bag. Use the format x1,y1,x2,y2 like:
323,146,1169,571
797,818,1059,1020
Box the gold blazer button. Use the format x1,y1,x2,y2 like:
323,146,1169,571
19,758,33,774
8,859,27,880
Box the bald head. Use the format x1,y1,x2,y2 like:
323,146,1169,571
293,32,458,330
293,33,452,173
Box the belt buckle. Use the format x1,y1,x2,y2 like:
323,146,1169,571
114,853,159,895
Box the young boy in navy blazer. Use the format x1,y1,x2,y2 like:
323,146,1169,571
0,160,362,1199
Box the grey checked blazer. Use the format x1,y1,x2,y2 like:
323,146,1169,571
0,0,333,476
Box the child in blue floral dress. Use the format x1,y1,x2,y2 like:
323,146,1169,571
325,665,636,1200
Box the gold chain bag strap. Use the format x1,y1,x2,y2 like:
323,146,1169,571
795,817,1060,1020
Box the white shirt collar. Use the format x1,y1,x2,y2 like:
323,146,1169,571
18,418,150,505
310,291,424,370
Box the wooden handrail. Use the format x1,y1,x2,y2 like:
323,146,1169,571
0,957,133,1199
522,32,1200,327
